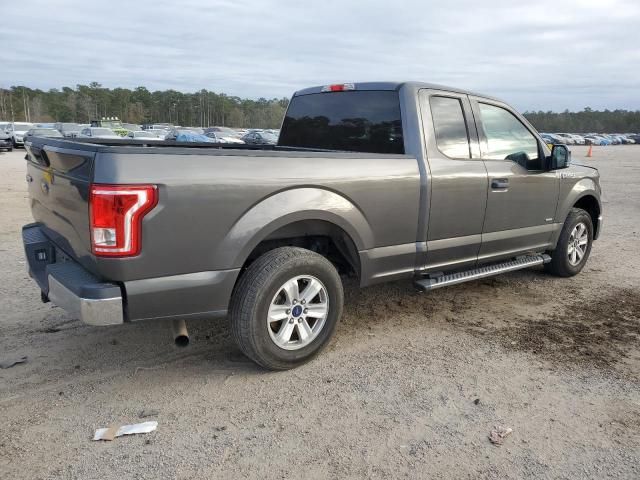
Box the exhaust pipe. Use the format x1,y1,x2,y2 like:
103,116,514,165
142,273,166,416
172,319,189,347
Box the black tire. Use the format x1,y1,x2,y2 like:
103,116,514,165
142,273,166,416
229,247,344,370
545,208,593,277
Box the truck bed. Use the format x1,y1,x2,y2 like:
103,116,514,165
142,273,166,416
24,136,421,322
27,136,398,156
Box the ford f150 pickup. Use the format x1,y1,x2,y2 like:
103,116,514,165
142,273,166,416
22,81,602,370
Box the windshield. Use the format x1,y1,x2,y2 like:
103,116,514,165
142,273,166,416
213,127,238,136
61,123,80,131
261,132,278,141
32,129,62,136
279,90,404,153
14,123,33,131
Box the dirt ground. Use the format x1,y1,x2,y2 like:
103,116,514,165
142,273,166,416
0,145,639,479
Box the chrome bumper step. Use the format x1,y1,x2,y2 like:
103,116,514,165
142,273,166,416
414,254,551,291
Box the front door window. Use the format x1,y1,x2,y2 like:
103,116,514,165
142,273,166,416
478,103,541,170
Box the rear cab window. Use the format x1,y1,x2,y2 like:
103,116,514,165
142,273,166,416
278,90,404,154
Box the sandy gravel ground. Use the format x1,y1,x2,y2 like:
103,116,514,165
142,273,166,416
0,146,639,479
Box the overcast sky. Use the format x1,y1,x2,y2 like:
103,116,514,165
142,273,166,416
2,0,639,111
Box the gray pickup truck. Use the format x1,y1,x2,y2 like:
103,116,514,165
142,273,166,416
22,81,602,370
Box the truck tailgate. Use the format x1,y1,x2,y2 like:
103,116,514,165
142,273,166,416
25,143,95,267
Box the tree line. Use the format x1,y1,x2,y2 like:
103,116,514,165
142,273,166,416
1,83,639,132
0,83,288,129
523,108,640,133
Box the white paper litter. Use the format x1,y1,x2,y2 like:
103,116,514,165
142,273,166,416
93,421,158,441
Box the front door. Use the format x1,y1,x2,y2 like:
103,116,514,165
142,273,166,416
471,98,559,262
419,90,488,271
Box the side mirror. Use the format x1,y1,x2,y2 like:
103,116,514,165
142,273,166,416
549,144,570,170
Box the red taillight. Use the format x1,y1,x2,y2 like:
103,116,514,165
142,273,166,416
89,184,158,257
321,83,355,92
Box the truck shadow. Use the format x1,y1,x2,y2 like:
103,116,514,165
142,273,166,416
19,268,638,380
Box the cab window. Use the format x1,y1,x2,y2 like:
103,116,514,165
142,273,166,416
478,103,541,170
429,96,471,159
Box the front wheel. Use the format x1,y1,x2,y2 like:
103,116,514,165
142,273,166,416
229,247,344,370
545,208,593,277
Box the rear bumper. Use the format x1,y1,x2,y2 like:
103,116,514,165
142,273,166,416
23,224,124,326
48,273,123,326
23,224,239,325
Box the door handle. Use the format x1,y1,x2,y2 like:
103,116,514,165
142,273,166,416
491,178,509,189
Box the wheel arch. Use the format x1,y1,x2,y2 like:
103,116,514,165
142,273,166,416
241,219,362,279
554,176,602,246
216,187,372,278
572,194,601,239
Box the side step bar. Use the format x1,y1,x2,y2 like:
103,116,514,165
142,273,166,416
414,254,551,291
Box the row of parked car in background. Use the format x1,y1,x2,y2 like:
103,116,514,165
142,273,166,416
0,117,280,150
540,132,639,146
2,118,639,152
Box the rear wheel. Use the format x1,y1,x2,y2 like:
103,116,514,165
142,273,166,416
229,247,343,370
545,208,593,277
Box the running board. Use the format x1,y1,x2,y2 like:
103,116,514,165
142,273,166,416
414,254,551,291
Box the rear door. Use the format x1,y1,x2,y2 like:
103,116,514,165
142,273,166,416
471,98,559,262
419,90,488,271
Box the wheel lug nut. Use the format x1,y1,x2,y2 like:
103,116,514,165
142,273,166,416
292,300,297,305
289,318,294,324
304,308,308,314
286,309,291,314
301,299,306,304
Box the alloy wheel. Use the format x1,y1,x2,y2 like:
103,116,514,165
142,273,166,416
267,275,329,350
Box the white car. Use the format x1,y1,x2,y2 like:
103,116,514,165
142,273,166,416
218,135,245,144
145,129,169,139
568,134,586,145
78,127,121,139
554,133,577,145
4,122,34,147
128,131,164,140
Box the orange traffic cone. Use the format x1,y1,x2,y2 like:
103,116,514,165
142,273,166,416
586,145,593,157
